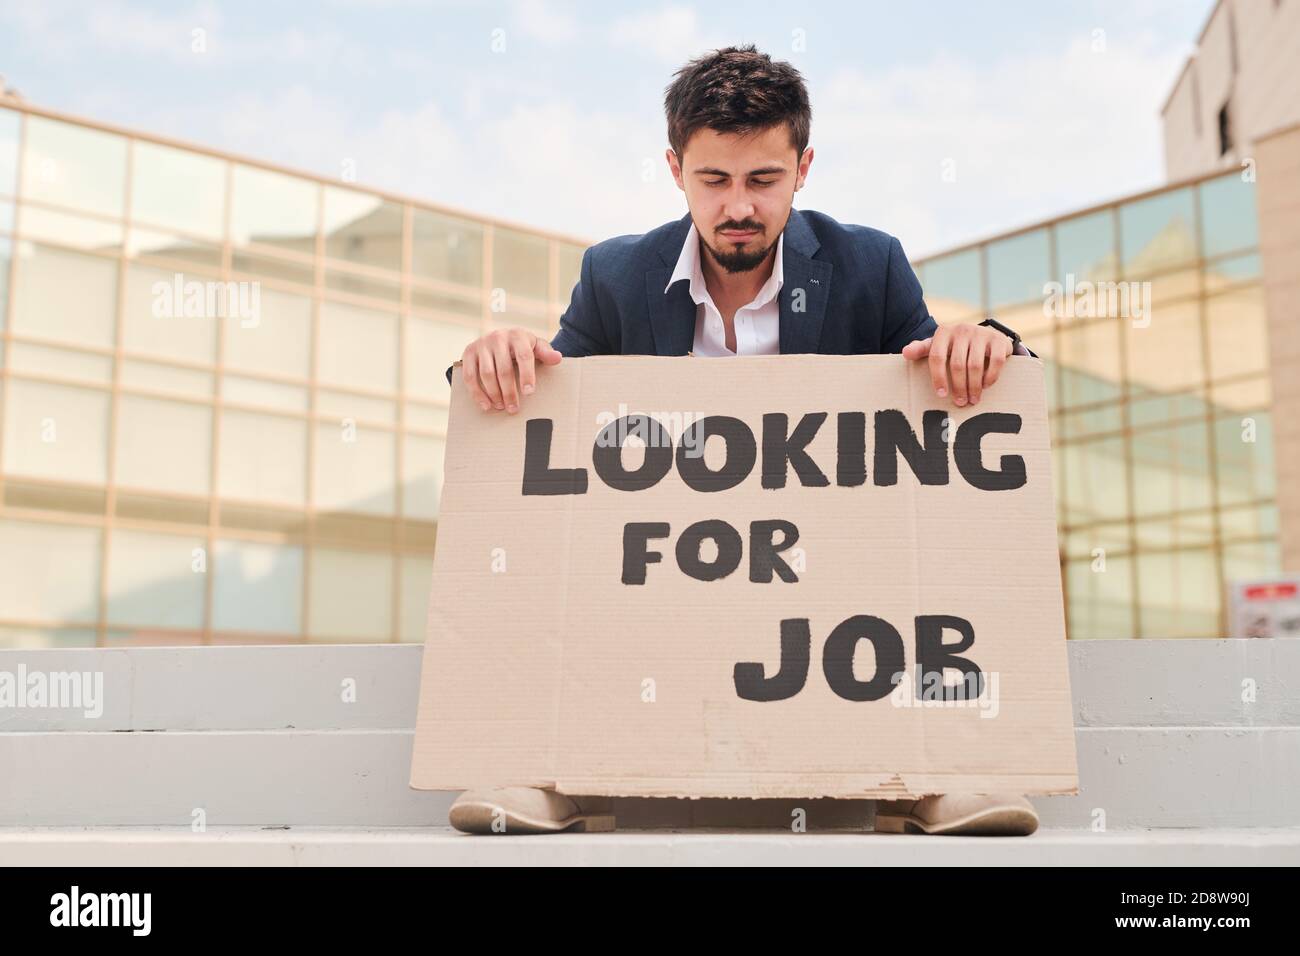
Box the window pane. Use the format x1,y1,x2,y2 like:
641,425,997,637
9,342,113,384
119,358,213,399
218,411,306,505
492,226,548,302
121,263,218,364
212,540,303,635
230,164,317,254
1120,187,1196,277
1130,421,1213,516
0,237,8,331
1214,411,1274,506
986,228,1049,309
1061,437,1129,525
221,375,308,412
0,107,18,195
412,208,483,286
11,242,118,348
399,555,434,642
921,248,981,321
1055,209,1117,284
131,141,226,239
313,422,395,515
1206,286,1267,381
405,317,477,401
307,548,392,641
2,380,110,484
323,187,402,272
1065,555,1133,640
0,519,101,624
21,116,127,218
1136,548,1219,638
317,390,396,425
126,226,222,270
223,285,311,379
1057,319,1122,406
1199,173,1257,258
402,433,445,519
1125,302,1202,395
115,395,212,496
17,204,123,251
106,528,206,629
318,301,397,392
1222,539,1281,583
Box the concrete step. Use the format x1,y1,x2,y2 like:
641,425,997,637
2,826,1297,866
1,725,1295,829
1,640,1296,829
3,639,1297,732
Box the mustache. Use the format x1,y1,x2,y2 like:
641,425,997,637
717,223,763,233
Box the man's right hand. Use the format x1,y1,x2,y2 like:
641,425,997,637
461,327,563,414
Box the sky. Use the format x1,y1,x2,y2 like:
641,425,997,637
0,0,1215,257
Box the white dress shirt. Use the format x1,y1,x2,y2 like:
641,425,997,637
663,219,1030,358
664,222,783,356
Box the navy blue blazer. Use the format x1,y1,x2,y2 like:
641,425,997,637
447,208,1031,384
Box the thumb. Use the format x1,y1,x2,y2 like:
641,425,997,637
534,338,564,365
901,336,932,359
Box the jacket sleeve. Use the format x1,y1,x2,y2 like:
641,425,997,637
445,245,613,387
550,244,613,358
879,236,1040,359
880,235,939,353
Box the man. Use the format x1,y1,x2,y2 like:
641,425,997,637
446,45,1040,837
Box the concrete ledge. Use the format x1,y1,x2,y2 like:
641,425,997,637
3,826,1298,867
2,639,1296,732
2,726,1295,828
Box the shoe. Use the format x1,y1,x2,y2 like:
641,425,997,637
874,792,1038,836
448,787,617,835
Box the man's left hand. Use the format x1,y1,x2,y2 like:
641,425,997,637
900,322,1015,407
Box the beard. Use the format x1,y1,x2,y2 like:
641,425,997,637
702,227,778,274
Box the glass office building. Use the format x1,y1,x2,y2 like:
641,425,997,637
0,99,1286,645
915,169,1275,640
0,100,586,647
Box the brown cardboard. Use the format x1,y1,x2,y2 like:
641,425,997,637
410,354,1079,799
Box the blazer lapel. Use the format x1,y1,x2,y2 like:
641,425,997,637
647,212,698,356
645,208,832,356
778,209,832,354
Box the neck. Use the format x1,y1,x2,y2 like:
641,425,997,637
699,237,776,305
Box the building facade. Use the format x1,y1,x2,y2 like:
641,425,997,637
0,99,586,648
1,98,1296,646
1161,0,1300,182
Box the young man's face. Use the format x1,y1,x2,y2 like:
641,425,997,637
667,124,813,274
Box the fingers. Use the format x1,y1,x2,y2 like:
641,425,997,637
926,326,952,398
461,328,559,413
512,332,538,401
982,333,1012,393
948,325,972,406
491,334,520,412
901,337,932,361
534,339,564,366
965,331,989,405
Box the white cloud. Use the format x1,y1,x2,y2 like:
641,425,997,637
512,0,581,45
801,33,1187,257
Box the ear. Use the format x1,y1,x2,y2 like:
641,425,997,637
666,147,685,191
795,146,814,190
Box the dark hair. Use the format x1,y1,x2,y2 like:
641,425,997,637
664,44,811,163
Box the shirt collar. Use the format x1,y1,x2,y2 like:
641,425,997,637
664,221,784,309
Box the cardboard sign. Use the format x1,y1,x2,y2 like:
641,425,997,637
410,355,1078,799
1230,576,1300,638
